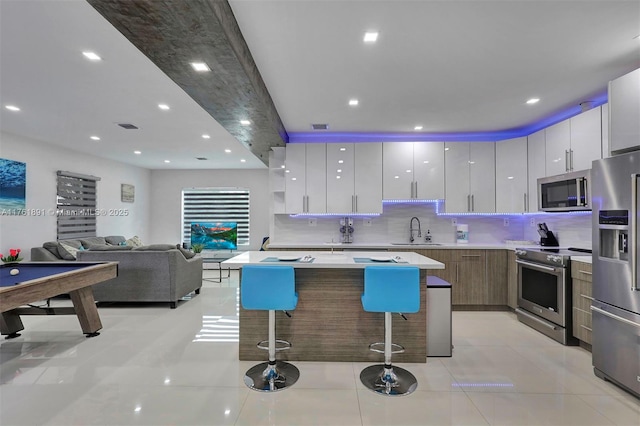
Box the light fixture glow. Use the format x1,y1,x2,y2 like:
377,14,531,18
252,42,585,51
82,51,101,61
224,149,231,153
444,147,449,151
526,98,540,105
339,147,346,151
364,32,379,43
158,104,170,110
406,169,412,173
164,160,170,163
336,176,341,179
507,176,514,180
5,105,20,111
338,160,344,164
202,134,210,139
291,177,297,181
240,159,246,163
190,62,210,72
134,406,142,413
394,176,399,179
281,165,285,169
90,136,100,141
134,150,142,155
423,160,429,164
349,99,359,106
337,169,342,173
414,126,423,131
240,120,251,125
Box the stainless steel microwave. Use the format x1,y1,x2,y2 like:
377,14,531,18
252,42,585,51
538,169,591,211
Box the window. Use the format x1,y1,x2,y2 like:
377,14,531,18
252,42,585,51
56,171,100,240
182,188,250,247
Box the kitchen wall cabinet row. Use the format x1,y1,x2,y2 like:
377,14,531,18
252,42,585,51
274,106,606,215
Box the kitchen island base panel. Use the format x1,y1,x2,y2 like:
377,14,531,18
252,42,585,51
239,268,427,363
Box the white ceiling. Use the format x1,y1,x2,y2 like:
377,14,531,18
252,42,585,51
1,1,639,170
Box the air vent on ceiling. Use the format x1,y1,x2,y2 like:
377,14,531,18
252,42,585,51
311,123,329,130
117,123,139,129
196,157,208,161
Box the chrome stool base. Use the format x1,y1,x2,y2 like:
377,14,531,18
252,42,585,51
244,361,300,392
360,364,417,396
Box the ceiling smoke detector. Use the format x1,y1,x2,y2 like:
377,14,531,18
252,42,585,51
118,123,139,129
311,123,329,130
196,157,208,160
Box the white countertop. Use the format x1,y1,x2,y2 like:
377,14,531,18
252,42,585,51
571,256,592,264
267,242,543,251
222,250,445,269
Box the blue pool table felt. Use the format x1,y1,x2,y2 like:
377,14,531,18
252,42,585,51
1,264,88,287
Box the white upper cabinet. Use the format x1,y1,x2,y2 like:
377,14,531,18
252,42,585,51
570,106,602,170
527,129,546,212
383,142,444,200
609,68,640,154
327,143,382,214
445,142,495,213
546,107,603,175
413,142,445,200
284,143,326,214
496,137,528,213
545,120,571,176
382,142,414,199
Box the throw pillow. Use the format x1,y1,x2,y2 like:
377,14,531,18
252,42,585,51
105,235,126,245
176,244,196,259
58,242,81,260
88,245,133,251
125,235,144,247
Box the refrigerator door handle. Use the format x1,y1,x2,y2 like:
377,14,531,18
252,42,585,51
632,173,639,291
591,306,640,329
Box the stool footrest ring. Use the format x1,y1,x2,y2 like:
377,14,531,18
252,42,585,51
257,339,291,352
368,342,405,355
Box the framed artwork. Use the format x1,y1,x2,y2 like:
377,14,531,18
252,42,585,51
121,184,135,203
0,158,26,214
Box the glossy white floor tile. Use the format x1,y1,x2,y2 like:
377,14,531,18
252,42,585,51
1,270,638,425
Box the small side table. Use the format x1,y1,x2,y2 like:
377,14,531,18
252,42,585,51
202,252,236,283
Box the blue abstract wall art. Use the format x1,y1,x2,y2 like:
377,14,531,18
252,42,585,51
0,158,26,214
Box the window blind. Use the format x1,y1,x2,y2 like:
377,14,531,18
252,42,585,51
182,188,250,247
56,171,100,240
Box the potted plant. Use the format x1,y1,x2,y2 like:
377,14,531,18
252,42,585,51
191,243,204,254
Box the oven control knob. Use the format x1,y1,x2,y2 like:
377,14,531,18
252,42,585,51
515,249,526,256
547,255,561,264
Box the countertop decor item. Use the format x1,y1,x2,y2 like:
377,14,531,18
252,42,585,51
1,248,23,263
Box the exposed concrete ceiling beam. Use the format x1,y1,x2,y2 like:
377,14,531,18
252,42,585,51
87,0,287,165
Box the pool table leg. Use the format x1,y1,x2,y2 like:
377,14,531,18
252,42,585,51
69,286,102,337
1,312,24,339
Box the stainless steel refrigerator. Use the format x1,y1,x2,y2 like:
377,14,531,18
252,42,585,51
591,151,640,398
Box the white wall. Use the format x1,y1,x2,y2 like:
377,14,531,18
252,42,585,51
272,202,593,248
0,131,151,259
148,169,270,250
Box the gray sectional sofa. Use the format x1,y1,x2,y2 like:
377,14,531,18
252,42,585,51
31,236,203,308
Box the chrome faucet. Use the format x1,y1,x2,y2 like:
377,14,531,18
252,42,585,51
409,217,421,242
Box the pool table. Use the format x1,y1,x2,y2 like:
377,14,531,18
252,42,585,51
0,262,118,338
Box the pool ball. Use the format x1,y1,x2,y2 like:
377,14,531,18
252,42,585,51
10,268,19,276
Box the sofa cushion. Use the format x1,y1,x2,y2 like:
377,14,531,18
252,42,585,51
43,241,62,258
80,237,106,249
126,235,144,247
105,235,126,245
133,244,176,251
176,244,196,259
88,245,133,251
58,241,82,260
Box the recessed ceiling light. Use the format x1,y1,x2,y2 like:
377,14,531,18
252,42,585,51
190,62,210,72
164,160,171,163
202,134,210,139
414,126,423,131
90,136,100,141
224,149,231,153
240,120,251,126
5,105,20,111
82,51,101,61
349,99,359,106
240,159,246,163
526,98,540,105
364,32,379,43
134,151,142,155
158,104,170,110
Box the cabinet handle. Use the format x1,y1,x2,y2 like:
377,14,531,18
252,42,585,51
580,293,594,301
414,181,418,199
306,195,309,212
467,194,471,212
565,150,570,172
632,173,638,291
570,149,574,171
355,195,358,212
456,263,459,283
578,270,592,275
580,325,593,332
351,195,355,213
461,254,482,258
524,193,527,212
471,194,475,212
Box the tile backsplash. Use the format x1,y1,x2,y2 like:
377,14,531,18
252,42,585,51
272,202,592,248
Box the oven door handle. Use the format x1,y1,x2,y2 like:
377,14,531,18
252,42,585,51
516,259,559,273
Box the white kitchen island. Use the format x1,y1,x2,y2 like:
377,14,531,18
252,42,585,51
223,251,444,363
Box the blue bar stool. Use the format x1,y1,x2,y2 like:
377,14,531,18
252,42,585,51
360,265,420,396
240,265,299,392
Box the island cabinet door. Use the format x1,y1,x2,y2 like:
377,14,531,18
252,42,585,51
452,250,486,305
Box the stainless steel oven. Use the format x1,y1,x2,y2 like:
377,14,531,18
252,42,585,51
514,248,579,345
